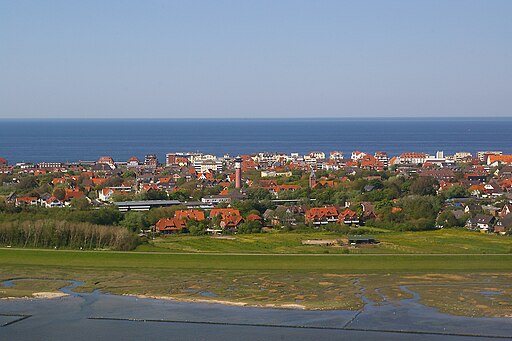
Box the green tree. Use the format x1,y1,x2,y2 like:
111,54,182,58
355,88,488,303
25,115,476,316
168,190,189,202
122,211,149,232
73,207,123,225
436,211,460,228
410,176,437,196
71,197,90,210
246,188,272,200
145,206,186,225
122,170,136,179
16,176,38,191
400,195,441,220
98,176,124,189
141,190,168,200
53,188,66,201
442,185,469,199
237,221,262,234
187,219,208,235
399,195,441,231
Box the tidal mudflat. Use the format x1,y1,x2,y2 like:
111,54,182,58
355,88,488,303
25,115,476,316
1,279,511,340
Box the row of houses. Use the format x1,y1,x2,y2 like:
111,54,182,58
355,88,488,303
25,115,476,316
154,203,372,236
155,208,261,234
462,203,512,234
14,189,85,208
465,213,512,234
4,150,512,175
262,203,376,228
305,207,361,226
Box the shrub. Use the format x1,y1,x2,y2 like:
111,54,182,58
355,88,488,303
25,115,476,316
0,220,139,250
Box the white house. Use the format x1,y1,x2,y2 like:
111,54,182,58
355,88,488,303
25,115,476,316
44,197,64,208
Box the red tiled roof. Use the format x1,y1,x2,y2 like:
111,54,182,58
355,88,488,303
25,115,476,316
499,179,512,189
315,180,337,188
52,178,67,185
220,215,244,228
210,208,241,218
98,156,114,164
273,185,301,192
46,196,62,204
360,155,384,169
198,172,215,180
16,196,38,203
438,181,462,190
338,208,358,219
246,214,262,221
488,155,512,164
175,210,205,221
468,184,485,192
91,178,107,186
142,184,160,191
64,188,85,201
102,188,113,196
156,218,187,231
305,206,339,221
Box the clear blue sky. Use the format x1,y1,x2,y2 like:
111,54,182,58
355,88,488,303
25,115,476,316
1,0,511,118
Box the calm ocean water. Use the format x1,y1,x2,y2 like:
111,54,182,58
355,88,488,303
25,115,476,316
0,118,511,163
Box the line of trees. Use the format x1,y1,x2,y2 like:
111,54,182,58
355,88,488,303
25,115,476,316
0,206,123,226
0,220,138,250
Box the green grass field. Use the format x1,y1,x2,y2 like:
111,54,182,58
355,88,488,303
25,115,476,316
137,229,512,254
1,249,512,272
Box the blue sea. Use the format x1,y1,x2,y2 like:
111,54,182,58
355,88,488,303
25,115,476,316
0,118,511,163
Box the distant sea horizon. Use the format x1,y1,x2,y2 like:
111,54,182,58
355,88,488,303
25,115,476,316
1,117,511,163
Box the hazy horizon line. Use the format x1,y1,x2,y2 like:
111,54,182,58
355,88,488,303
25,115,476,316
1,115,512,121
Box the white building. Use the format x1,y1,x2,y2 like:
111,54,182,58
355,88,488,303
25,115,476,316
37,162,63,169
330,151,344,161
477,151,502,162
308,151,326,160
351,151,367,161
201,195,231,204
398,153,429,164
374,152,389,167
453,152,473,162
194,159,223,172
424,151,449,166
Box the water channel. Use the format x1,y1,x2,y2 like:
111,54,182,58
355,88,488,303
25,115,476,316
1,279,511,340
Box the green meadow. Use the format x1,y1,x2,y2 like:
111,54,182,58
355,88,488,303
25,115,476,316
1,249,511,272
138,229,512,254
